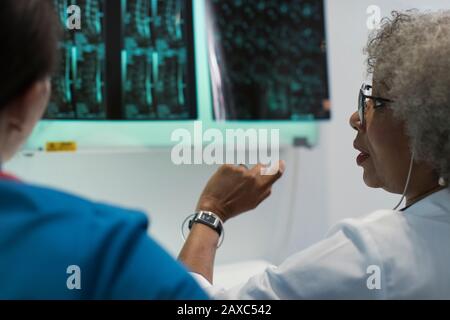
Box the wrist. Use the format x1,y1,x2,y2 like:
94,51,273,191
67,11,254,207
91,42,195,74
196,197,229,223
190,223,220,242
189,211,224,237
183,211,225,248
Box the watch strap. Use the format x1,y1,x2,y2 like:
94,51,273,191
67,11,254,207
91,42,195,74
188,211,223,236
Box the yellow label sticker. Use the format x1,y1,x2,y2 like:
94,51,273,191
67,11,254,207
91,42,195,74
46,142,77,152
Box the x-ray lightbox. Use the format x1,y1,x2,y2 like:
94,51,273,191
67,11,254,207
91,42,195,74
24,0,329,150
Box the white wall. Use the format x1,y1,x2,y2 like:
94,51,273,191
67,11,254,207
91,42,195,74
5,0,450,266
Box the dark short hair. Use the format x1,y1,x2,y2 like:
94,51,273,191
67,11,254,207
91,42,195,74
0,0,60,109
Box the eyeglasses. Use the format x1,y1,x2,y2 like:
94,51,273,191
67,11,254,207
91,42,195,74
358,83,394,126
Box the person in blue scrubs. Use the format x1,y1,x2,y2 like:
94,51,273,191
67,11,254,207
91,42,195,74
0,0,284,300
0,174,208,299
0,0,209,300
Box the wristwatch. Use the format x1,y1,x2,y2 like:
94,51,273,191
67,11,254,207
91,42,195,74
188,211,223,236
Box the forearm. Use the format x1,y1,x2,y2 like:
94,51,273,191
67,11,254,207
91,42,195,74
178,223,220,283
178,162,284,284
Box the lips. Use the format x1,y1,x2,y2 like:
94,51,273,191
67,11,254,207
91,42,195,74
353,141,370,166
356,152,370,166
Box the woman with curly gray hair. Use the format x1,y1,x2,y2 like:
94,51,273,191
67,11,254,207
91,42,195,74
180,10,450,299
356,10,449,203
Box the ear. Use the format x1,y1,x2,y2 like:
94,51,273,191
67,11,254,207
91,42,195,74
5,78,51,133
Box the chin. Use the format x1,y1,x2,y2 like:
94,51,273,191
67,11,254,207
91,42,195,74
362,170,383,189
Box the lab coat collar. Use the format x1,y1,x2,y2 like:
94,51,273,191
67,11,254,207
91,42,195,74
403,188,450,217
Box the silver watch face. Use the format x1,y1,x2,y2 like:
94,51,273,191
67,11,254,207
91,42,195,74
200,213,219,227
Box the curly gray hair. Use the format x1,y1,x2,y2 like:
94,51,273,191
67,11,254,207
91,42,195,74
365,10,450,186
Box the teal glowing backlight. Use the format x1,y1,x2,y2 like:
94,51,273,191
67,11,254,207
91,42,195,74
24,0,322,150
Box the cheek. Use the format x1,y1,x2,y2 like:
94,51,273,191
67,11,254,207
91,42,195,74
368,122,393,154
28,89,51,134
369,115,408,155
366,114,410,187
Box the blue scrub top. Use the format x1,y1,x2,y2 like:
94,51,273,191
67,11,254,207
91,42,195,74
0,177,209,300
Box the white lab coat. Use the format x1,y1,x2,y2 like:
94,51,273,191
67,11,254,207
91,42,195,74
192,188,450,299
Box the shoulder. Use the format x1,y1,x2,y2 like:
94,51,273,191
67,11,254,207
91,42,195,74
325,208,448,299
0,181,143,297
274,210,399,299
0,181,207,299
219,211,394,300
0,180,147,225
326,209,408,273
330,189,450,243
327,209,404,246
0,180,154,259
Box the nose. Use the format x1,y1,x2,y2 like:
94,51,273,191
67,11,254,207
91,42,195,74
349,111,363,131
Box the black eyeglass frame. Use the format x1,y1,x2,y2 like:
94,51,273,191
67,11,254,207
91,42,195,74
358,84,394,126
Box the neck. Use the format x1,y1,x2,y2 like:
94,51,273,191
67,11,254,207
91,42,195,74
405,183,444,207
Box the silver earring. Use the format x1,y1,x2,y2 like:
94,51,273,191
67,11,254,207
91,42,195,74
439,177,447,187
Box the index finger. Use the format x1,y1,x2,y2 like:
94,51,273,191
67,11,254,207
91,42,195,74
251,160,286,186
